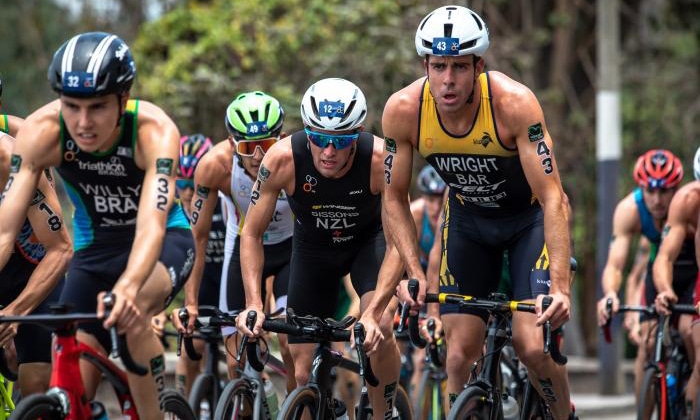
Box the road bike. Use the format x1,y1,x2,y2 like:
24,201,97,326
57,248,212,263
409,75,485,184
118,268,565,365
403,280,567,420
176,306,288,420
603,298,696,420
4,294,195,420
244,308,412,420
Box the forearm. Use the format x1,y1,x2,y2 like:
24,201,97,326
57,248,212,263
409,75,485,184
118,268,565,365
365,243,404,320
652,257,673,294
384,196,423,280
8,245,71,315
240,234,265,309
543,201,571,295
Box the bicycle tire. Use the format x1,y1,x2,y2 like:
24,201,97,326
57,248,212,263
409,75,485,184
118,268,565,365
10,394,63,420
214,378,256,420
161,389,197,420
277,386,318,420
638,366,667,420
394,384,414,420
188,374,215,419
446,385,492,420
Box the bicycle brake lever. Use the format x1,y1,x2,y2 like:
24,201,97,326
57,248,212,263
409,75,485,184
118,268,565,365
542,296,553,355
397,279,418,333
602,298,613,343
236,311,256,363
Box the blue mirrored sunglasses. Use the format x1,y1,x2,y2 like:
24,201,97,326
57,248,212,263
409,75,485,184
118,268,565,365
304,128,359,150
176,178,195,190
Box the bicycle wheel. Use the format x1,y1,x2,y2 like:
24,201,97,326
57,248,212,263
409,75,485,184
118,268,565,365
161,390,197,420
214,378,256,420
189,374,215,419
394,384,414,420
277,386,319,420
446,385,492,420
638,366,667,420
10,394,63,419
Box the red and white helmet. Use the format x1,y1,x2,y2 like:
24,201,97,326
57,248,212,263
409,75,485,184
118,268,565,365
633,149,683,189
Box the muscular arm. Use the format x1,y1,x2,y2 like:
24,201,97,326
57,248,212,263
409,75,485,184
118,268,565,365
503,81,570,325
0,112,61,272
653,191,695,295
601,197,637,297
181,153,227,316
624,236,650,306
381,87,426,295
239,141,293,313
7,172,72,315
114,102,180,297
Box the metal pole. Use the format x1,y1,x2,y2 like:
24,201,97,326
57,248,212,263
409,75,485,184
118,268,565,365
597,0,623,395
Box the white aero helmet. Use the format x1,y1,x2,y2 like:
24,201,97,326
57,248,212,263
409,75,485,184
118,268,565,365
300,78,367,132
694,146,700,181
415,5,490,58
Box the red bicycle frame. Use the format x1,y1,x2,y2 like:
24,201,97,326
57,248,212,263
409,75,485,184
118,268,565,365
50,324,140,420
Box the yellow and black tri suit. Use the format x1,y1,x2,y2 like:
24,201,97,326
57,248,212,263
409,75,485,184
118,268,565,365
417,72,549,317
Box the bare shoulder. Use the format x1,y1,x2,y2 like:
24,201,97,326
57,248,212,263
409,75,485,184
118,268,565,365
0,133,12,171
262,135,294,180
15,101,62,163
383,78,424,144
196,140,232,188
671,181,700,218
614,191,641,232
488,71,543,135
133,99,177,132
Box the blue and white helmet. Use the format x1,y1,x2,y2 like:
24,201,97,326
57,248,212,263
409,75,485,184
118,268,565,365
415,5,490,58
300,78,367,132
48,32,136,97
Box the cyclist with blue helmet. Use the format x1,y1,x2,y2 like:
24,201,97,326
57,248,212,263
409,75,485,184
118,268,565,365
0,32,192,417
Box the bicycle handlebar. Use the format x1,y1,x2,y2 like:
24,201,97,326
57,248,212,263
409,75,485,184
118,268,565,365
602,297,698,343
0,294,148,376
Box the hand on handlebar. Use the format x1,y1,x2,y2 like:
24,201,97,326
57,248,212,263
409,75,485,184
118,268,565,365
355,313,384,355
654,290,678,316
236,306,265,338
98,288,142,333
171,303,198,335
597,292,619,327
535,291,570,330
396,278,427,313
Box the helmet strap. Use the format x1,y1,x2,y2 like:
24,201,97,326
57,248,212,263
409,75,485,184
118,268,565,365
335,142,357,177
466,55,479,104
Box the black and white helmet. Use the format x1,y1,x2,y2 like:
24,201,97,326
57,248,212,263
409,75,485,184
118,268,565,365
300,78,367,132
48,32,136,97
694,146,700,181
415,5,490,58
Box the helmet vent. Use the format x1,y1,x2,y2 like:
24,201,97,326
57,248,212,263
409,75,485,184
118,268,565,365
444,23,453,38
234,109,247,126
470,12,484,30
263,103,272,122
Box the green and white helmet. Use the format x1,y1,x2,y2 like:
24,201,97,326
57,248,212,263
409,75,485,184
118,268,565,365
225,91,284,140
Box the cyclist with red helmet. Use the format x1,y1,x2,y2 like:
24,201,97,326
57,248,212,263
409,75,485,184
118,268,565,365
596,149,689,408
653,146,700,414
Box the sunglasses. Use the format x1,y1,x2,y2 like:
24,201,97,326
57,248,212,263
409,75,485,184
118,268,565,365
304,128,360,150
176,178,195,190
235,137,278,157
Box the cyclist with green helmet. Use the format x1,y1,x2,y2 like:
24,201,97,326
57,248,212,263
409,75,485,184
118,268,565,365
172,91,295,390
